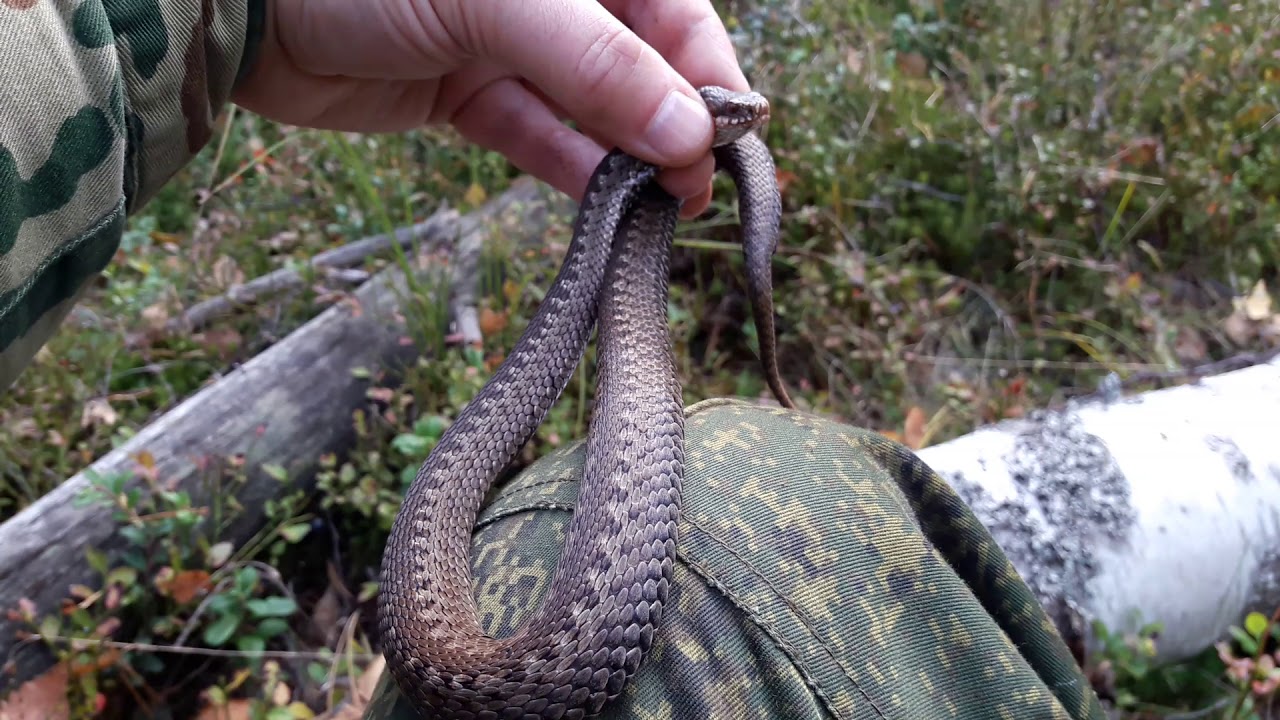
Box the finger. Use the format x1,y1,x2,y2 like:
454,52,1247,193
678,181,713,219
448,74,609,202
443,0,716,169
608,0,750,93
658,153,716,205
519,77,714,203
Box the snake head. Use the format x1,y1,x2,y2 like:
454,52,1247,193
698,86,771,147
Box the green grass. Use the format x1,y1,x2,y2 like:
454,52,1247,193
2,0,1279,716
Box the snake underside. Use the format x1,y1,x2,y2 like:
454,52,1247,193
378,86,792,720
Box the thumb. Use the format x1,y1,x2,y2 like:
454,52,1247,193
444,0,715,169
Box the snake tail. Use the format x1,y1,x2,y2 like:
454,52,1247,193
712,131,796,409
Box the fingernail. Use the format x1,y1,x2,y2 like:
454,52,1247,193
644,90,710,160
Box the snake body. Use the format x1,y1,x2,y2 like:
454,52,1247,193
378,86,793,719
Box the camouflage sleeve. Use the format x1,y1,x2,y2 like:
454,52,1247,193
364,399,1108,720
0,0,265,390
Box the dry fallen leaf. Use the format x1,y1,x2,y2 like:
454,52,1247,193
1236,279,1273,321
316,656,386,720
464,182,488,207
844,47,863,74
272,679,292,706
1223,311,1254,345
903,406,927,450
268,230,301,252
775,168,799,196
478,307,508,336
140,302,169,332
0,663,71,720
212,255,246,291
1223,279,1276,344
896,51,929,78
80,398,119,430
1174,326,1209,364
310,584,344,647
157,569,213,605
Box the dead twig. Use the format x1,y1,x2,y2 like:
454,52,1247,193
163,206,461,336
17,633,378,662
1117,346,1280,389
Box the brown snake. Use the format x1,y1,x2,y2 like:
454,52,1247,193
378,86,795,719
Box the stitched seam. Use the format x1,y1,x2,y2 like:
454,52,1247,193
678,548,849,720
684,514,887,719
0,201,125,321
474,502,573,532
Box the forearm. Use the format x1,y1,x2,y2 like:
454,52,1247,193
0,0,264,390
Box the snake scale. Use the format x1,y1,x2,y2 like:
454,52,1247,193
378,86,795,719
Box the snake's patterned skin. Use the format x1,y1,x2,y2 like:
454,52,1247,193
378,86,794,719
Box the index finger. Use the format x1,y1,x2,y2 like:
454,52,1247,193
461,0,717,169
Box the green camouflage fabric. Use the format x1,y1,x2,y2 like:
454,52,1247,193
0,0,264,390
365,398,1106,720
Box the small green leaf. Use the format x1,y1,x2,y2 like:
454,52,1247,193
350,366,371,379
236,634,265,657
267,707,295,720
1245,611,1269,640
263,463,289,482
257,618,289,639
400,465,417,487
206,593,236,615
1229,625,1259,655
120,526,148,547
278,523,311,544
203,612,240,647
235,566,260,594
106,566,138,587
391,433,431,457
136,652,165,674
246,596,298,618
85,548,109,575
206,685,228,706
306,661,328,684
39,616,60,641
413,415,450,440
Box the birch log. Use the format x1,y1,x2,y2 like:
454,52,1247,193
919,354,1280,663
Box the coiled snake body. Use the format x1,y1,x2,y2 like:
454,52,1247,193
378,86,793,719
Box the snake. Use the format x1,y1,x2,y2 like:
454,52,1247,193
378,86,795,719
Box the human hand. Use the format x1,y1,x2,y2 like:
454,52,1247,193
232,0,751,218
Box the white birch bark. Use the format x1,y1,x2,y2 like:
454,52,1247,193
918,355,1280,662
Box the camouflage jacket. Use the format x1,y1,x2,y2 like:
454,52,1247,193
0,0,263,390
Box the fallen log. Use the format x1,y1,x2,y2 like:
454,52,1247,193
0,176,566,692
163,210,458,335
919,353,1280,663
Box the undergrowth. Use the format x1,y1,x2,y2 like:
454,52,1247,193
2,0,1279,717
